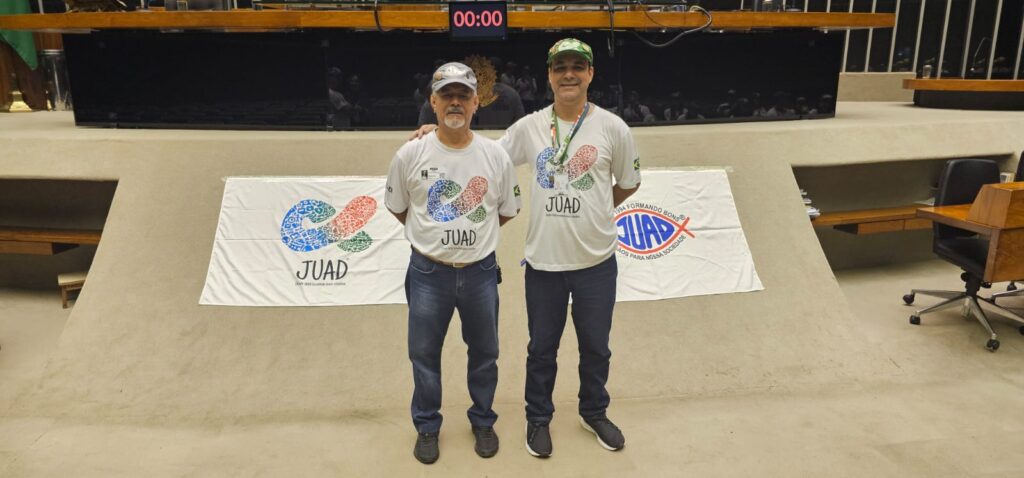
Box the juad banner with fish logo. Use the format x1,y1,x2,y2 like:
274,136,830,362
200,177,408,306
615,170,763,302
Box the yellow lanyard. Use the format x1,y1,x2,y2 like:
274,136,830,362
549,102,590,172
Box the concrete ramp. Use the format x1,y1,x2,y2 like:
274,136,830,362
7,106,994,423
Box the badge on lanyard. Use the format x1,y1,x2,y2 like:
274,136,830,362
554,172,570,193
421,167,444,181
548,103,589,194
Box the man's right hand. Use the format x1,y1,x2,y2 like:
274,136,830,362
409,124,438,141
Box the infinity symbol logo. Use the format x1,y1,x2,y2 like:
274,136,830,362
427,177,489,223
281,196,377,253
535,145,597,191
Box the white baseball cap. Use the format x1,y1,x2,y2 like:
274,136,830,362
431,62,478,94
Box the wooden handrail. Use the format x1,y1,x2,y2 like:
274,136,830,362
0,11,894,32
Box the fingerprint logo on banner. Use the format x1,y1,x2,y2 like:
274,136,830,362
427,177,488,223
281,196,377,253
535,145,598,191
614,203,695,260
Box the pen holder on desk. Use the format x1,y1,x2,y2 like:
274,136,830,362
39,50,72,112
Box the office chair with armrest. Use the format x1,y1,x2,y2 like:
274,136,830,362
902,158,1024,352
991,154,1024,302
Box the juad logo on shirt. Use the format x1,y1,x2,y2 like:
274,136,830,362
427,177,489,248
535,145,598,191
546,195,581,215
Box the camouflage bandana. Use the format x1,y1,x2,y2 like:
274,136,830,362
547,38,594,66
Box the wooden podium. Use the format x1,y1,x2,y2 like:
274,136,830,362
968,182,1024,229
918,182,1024,283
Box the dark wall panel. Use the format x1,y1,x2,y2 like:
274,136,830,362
64,28,843,131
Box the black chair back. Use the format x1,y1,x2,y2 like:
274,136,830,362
934,159,1000,240
1016,152,1023,181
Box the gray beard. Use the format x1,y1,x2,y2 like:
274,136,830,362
443,116,466,129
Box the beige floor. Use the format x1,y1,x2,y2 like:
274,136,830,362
2,103,1023,476
3,260,1024,477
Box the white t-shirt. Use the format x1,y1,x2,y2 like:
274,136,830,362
386,132,521,263
499,104,641,271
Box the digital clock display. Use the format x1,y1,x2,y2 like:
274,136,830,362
449,2,508,42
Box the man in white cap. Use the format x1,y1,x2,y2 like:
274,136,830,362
386,62,521,464
412,38,641,458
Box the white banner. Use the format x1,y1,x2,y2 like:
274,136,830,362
201,172,760,306
614,170,763,302
200,177,409,306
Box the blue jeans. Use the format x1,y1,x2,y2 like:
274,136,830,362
524,255,617,424
406,249,500,433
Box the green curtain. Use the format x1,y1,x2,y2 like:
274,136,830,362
0,0,38,70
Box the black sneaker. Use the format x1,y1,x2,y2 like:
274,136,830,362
472,426,499,458
413,432,439,464
525,422,552,458
580,415,625,451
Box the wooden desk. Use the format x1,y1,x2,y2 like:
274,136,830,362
903,79,1024,92
902,79,1024,110
0,227,103,255
917,205,1024,283
812,205,932,235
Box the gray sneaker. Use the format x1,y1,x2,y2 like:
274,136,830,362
525,422,552,458
580,415,625,451
472,426,499,458
413,432,439,464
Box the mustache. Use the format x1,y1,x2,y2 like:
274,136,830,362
446,107,465,114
